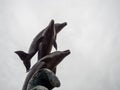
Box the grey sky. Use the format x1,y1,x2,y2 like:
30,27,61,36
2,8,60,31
0,0,120,90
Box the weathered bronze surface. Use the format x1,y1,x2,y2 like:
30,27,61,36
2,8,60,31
27,69,60,90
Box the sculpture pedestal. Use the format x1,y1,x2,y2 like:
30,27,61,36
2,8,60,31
27,68,60,90
31,86,48,90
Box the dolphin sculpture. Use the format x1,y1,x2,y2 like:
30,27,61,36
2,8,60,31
37,22,67,60
22,50,70,90
15,20,54,72
15,20,67,72
37,22,67,73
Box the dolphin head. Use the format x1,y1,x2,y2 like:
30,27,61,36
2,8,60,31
55,22,67,33
51,50,70,59
43,50,70,70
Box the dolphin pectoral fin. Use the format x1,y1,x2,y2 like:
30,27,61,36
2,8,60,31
53,41,57,50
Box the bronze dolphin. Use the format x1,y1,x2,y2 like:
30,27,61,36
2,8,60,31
15,20,54,72
22,50,70,90
15,20,67,72
37,22,67,60
37,22,67,73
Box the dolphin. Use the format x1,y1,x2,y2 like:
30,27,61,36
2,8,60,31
37,20,56,60
15,20,67,72
37,22,67,74
37,22,67,60
15,20,54,72
22,50,70,90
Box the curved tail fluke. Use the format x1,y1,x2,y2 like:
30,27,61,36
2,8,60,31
15,51,31,72
15,51,28,61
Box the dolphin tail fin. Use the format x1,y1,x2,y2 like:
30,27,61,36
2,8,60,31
53,41,57,50
15,51,28,61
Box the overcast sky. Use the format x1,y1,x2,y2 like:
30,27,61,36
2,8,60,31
0,0,120,90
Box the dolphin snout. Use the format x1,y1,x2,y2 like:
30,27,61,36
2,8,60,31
62,22,67,26
63,50,70,55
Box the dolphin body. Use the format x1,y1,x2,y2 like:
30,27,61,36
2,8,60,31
15,20,67,72
37,22,67,60
22,50,70,90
